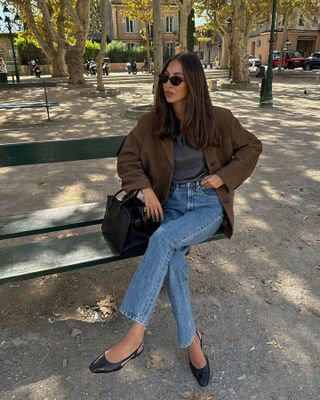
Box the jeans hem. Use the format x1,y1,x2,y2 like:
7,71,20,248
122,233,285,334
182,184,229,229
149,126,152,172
179,329,196,348
119,307,148,327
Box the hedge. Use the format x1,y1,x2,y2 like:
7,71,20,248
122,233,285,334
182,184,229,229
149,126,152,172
85,40,153,62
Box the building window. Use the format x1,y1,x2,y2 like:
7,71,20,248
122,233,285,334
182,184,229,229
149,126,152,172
165,42,175,57
148,23,153,38
164,16,178,33
127,43,135,50
299,15,304,26
122,17,138,33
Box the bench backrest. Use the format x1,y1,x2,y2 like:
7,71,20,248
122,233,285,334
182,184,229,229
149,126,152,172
0,81,57,89
0,136,126,167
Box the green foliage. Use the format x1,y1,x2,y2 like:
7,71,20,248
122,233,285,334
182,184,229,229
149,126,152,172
84,40,153,62
187,8,195,52
14,34,47,64
108,41,152,62
84,40,100,60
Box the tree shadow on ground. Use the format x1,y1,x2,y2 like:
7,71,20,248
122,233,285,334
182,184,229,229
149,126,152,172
0,81,319,400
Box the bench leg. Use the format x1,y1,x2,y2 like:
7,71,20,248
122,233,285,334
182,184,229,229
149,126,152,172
44,87,50,120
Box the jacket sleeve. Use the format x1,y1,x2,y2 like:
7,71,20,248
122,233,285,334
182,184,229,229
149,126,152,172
215,109,262,191
117,126,152,193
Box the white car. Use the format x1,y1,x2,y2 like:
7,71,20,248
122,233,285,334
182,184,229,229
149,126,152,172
248,57,262,73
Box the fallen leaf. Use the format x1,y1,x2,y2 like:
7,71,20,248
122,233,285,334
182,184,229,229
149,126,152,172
180,389,214,400
77,294,117,322
298,306,312,316
97,295,118,318
70,328,82,338
266,339,282,349
146,351,163,369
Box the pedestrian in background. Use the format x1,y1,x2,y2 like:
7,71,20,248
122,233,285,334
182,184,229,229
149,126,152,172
0,57,8,83
89,52,262,387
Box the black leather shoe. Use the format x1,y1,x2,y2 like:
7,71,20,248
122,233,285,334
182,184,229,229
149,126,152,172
89,342,144,374
189,331,210,387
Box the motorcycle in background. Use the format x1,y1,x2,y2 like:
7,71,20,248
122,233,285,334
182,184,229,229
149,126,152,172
29,59,41,78
84,60,97,76
125,57,137,74
102,57,110,76
33,64,41,78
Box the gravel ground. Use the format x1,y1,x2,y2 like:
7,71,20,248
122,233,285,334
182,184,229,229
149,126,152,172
0,72,319,400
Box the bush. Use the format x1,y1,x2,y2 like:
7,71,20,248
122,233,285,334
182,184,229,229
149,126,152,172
85,40,153,63
84,40,100,60
14,35,47,65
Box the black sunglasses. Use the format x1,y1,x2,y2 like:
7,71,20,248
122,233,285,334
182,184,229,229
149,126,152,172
158,73,185,86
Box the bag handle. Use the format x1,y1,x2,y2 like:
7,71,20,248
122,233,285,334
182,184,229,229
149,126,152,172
112,189,140,206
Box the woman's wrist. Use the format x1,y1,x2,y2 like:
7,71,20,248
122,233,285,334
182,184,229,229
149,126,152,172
142,187,153,195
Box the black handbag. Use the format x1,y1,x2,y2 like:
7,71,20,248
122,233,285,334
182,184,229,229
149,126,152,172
101,189,159,256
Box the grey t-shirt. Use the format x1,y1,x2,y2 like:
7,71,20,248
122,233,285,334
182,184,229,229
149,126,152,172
171,133,208,184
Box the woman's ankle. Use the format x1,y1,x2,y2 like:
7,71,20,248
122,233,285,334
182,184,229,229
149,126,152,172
127,322,146,343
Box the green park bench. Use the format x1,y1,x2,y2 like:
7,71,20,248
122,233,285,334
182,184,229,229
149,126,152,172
0,137,226,284
0,81,59,120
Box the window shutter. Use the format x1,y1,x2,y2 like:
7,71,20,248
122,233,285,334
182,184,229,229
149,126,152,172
133,20,138,33
122,17,127,33
173,16,178,33
163,17,167,32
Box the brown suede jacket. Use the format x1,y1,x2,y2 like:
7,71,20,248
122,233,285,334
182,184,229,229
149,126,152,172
117,107,262,238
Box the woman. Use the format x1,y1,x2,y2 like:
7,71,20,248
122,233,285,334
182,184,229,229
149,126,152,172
89,52,262,387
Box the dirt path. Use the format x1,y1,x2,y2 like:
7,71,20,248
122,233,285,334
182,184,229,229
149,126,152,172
0,75,319,400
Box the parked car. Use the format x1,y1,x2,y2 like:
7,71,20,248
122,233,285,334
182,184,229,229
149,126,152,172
248,56,262,72
272,50,305,69
303,52,320,70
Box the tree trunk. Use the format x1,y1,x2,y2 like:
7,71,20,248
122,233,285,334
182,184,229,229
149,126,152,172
51,46,68,77
179,10,188,52
230,0,250,83
66,47,86,84
66,0,91,84
15,0,91,80
153,0,163,94
174,0,193,53
220,33,231,69
278,11,289,73
96,0,109,91
145,22,150,62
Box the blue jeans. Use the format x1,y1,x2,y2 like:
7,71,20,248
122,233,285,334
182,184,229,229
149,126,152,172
119,181,224,348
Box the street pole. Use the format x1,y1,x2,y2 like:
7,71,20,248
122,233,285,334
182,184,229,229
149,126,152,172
260,0,277,107
6,17,20,83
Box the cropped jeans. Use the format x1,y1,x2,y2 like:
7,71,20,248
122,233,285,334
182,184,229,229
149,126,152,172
119,181,224,348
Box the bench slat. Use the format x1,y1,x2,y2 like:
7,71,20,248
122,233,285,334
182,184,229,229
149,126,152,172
0,82,57,89
0,203,105,240
0,102,59,109
0,230,225,283
0,136,126,166
0,231,121,283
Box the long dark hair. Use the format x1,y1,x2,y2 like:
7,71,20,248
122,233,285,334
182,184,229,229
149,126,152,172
154,52,221,148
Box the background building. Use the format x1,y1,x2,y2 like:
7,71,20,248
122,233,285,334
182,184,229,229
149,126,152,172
111,0,179,59
248,9,320,63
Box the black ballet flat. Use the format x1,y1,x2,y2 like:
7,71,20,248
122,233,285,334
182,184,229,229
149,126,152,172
89,342,144,374
189,331,210,387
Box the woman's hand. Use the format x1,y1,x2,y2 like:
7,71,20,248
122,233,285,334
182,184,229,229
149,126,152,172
142,188,164,222
201,174,224,189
